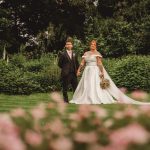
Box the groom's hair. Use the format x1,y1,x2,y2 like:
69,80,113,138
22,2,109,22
90,40,97,45
66,37,73,44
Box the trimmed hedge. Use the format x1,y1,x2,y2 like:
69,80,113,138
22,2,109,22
103,55,150,91
0,54,61,95
0,54,149,95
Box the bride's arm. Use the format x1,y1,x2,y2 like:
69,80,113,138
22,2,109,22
96,56,104,78
76,58,86,76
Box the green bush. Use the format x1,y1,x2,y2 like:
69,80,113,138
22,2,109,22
0,61,40,94
105,55,150,91
0,54,149,95
10,54,26,68
0,54,61,95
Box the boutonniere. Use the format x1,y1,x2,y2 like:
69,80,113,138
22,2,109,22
73,53,75,57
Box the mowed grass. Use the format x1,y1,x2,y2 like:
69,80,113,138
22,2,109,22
0,93,50,112
0,92,149,113
0,92,76,112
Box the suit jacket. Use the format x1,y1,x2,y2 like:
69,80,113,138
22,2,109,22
58,50,79,77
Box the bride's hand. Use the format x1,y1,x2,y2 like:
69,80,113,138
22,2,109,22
99,73,104,79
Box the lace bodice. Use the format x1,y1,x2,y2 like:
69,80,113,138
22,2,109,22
82,51,102,66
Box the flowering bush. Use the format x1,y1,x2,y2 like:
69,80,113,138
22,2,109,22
0,91,150,150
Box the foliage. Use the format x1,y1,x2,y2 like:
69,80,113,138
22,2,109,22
0,54,149,94
106,55,150,91
1,0,150,57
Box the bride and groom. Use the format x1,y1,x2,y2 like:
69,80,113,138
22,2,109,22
58,37,150,105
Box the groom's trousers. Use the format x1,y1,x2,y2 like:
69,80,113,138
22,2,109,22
61,72,78,103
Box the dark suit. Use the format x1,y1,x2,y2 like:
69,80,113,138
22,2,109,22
58,50,79,103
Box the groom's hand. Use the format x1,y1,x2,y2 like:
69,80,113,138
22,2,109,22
76,71,81,77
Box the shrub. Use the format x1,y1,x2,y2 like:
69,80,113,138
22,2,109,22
106,55,150,91
0,54,149,95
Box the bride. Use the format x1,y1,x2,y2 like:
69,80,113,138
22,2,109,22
69,40,150,105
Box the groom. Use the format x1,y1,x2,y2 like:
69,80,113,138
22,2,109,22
58,37,79,103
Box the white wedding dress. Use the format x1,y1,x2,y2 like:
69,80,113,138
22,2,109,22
69,51,150,105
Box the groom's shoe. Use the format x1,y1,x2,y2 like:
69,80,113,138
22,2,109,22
64,99,69,103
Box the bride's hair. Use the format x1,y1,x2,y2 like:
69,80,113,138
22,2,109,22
90,40,97,46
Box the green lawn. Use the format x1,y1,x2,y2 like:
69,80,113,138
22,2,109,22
0,92,76,112
0,93,49,112
0,92,149,113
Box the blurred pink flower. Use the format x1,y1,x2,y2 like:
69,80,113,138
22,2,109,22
57,102,67,114
47,103,55,109
131,90,148,100
91,106,107,118
70,122,78,129
109,123,150,147
49,119,65,135
50,92,63,102
0,114,19,136
30,103,46,120
69,113,82,122
104,119,114,128
78,105,92,119
50,137,73,150
74,131,98,143
124,106,139,117
114,111,124,119
25,130,42,146
0,135,26,150
139,105,150,115
10,108,26,118
0,114,26,150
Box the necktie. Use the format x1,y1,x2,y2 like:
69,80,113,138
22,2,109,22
68,51,72,59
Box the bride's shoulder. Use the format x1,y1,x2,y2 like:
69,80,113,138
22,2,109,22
94,51,103,58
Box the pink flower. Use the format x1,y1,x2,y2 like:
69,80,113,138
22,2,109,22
139,105,150,114
25,130,42,146
57,102,67,114
0,135,26,150
124,106,139,117
131,90,148,100
0,114,26,150
0,114,19,136
30,103,46,120
49,119,65,135
47,102,55,109
50,92,63,102
109,123,149,146
78,105,92,119
91,106,107,118
74,131,98,143
50,137,73,150
114,111,124,119
104,119,114,128
69,113,82,122
10,108,26,118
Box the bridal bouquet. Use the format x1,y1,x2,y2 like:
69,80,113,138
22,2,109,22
100,75,110,89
